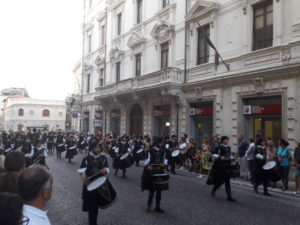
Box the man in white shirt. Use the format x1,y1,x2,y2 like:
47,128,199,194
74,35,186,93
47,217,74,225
245,138,255,184
18,166,53,225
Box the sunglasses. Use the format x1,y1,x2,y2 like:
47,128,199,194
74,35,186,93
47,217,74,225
18,216,30,225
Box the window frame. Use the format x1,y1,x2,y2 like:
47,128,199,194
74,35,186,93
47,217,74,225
252,0,273,51
137,0,143,24
18,108,24,117
161,42,169,69
197,24,210,65
42,109,50,117
88,34,92,53
117,13,122,36
162,0,169,8
86,74,91,93
135,53,142,77
116,62,121,82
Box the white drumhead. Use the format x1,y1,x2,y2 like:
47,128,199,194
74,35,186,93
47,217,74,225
263,161,276,170
112,146,116,150
58,144,64,147
5,148,11,153
81,141,85,145
114,147,119,153
120,152,129,160
69,146,77,150
152,173,169,177
137,149,144,154
87,177,107,191
172,150,180,157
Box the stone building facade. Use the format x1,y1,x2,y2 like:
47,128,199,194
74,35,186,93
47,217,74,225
79,0,300,150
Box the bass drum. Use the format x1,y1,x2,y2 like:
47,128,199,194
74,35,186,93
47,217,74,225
152,173,169,191
87,177,117,209
263,161,281,182
56,143,65,152
119,153,134,168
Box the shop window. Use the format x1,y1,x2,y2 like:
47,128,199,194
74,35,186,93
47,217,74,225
18,108,24,117
161,42,169,69
135,53,141,76
253,0,273,51
43,109,50,117
197,24,210,65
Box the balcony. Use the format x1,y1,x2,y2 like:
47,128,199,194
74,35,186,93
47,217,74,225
95,67,183,99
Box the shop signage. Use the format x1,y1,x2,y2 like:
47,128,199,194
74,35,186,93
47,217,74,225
111,111,121,118
93,119,103,127
243,104,281,115
95,111,103,120
190,107,213,116
83,113,90,118
153,110,170,117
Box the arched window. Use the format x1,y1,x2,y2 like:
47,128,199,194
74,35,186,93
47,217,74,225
18,108,24,116
42,109,50,117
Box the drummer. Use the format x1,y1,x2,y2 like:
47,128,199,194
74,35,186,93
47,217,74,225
78,144,109,225
142,137,168,213
113,136,130,178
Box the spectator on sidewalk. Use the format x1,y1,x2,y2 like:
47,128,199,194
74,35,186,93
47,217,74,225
0,147,5,173
212,136,220,153
0,192,25,225
277,139,292,191
294,142,300,195
18,166,53,225
237,135,249,180
245,138,255,184
0,151,26,193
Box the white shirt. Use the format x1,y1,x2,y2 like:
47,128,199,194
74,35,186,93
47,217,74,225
245,143,255,160
23,204,51,225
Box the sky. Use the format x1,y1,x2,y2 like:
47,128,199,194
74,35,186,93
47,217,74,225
0,0,83,100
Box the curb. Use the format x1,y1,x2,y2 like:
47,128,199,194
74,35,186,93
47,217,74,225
175,168,300,198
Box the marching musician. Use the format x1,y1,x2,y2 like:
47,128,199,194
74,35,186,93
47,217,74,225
113,136,130,178
46,132,55,154
142,137,168,213
78,144,109,225
22,136,34,167
55,132,65,159
253,138,271,196
32,141,48,169
211,136,237,202
66,135,77,163
133,136,144,167
168,135,178,174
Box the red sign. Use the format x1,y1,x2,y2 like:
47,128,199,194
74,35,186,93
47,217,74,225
190,107,213,116
153,110,170,117
245,104,281,115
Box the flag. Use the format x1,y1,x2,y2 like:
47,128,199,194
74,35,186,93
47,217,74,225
197,22,228,71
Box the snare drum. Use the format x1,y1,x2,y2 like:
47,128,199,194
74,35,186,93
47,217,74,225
152,173,169,191
119,153,134,168
87,177,117,209
68,145,78,156
263,161,281,182
56,143,65,152
136,149,144,154
171,149,180,158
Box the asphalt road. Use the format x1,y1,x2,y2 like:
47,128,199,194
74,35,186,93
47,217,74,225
46,152,300,225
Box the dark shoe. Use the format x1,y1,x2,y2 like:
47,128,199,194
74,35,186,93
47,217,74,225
263,192,272,197
254,185,258,194
155,207,165,213
211,190,216,198
227,198,237,203
171,171,177,175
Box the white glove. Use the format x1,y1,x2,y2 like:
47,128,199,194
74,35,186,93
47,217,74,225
212,154,219,159
165,144,170,150
255,154,264,160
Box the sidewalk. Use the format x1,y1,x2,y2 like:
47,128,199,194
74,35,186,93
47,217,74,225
175,168,300,198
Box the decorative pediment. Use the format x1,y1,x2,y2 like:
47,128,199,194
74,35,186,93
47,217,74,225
83,62,94,72
94,55,105,66
109,46,124,62
84,22,94,32
186,0,219,21
127,32,146,48
151,20,175,40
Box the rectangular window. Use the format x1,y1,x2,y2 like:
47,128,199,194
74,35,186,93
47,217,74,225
88,34,92,53
137,0,143,24
253,0,273,51
117,13,122,36
116,62,121,82
162,0,169,8
197,24,210,65
99,68,104,86
86,74,91,93
135,53,141,76
101,25,105,46
161,42,169,69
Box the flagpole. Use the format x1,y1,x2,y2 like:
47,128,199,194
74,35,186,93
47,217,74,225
196,22,230,72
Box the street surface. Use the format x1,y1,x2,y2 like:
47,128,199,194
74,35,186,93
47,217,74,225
46,152,300,225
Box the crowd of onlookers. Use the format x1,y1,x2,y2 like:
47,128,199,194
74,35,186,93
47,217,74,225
0,148,53,225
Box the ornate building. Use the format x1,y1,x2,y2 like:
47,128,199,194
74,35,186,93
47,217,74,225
79,0,300,150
